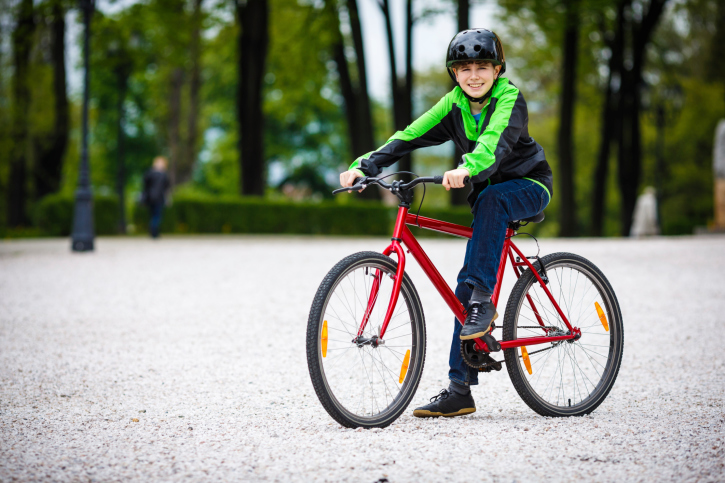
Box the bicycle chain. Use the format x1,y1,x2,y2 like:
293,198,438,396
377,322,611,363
476,341,557,371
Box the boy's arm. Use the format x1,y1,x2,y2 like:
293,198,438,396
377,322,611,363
458,85,526,183
348,94,453,176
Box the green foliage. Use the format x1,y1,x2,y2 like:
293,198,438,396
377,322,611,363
496,0,725,236
264,0,345,166
194,0,347,196
130,194,487,237
3,0,721,239
34,193,120,236
132,195,393,235
656,80,724,234
277,163,335,200
87,7,161,193
194,18,239,195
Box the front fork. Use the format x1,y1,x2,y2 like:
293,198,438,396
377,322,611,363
356,207,408,339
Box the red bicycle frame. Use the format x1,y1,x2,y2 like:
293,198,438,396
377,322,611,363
357,205,580,353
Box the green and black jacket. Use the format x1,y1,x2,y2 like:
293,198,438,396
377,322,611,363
349,78,553,207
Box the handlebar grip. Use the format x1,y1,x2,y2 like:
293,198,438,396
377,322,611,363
433,175,444,184
464,176,470,184
332,176,367,195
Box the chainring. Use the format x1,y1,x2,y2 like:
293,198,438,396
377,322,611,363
460,340,503,372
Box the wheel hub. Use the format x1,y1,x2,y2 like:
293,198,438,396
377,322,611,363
353,335,382,348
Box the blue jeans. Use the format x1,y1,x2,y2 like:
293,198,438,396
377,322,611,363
149,202,164,238
448,178,550,386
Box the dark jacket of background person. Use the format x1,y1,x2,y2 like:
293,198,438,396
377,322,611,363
142,163,170,238
142,169,170,206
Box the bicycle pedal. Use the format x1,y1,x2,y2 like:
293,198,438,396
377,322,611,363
482,334,501,352
477,353,502,372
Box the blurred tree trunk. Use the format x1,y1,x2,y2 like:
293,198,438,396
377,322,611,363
617,0,667,235
34,0,68,201
592,0,627,237
592,0,666,236
557,0,579,237
0,5,4,220
403,0,413,174
184,0,203,185
451,0,469,206
167,67,184,187
707,0,725,102
236,0,268,196
7,0,35,227
344,0,379,199
116,70,128,234
377,0,413,177
345,0,374,157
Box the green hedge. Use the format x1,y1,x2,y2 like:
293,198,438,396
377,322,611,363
35,193,120,236
133,195,474,236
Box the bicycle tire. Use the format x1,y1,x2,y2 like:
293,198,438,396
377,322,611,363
306,251,426,428
503,252,623,417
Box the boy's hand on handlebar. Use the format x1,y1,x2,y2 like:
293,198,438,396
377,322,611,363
442,168,470,190
340,170,362,189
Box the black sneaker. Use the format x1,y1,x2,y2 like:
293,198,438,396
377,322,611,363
412,389,476,418
460,302,498,340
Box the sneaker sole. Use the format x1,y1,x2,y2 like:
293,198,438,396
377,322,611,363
412,407,476,418
459,312,498,340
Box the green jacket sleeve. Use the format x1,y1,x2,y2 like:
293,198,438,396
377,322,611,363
349,93,453,176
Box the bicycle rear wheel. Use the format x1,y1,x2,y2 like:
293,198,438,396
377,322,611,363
503,252,623,417
306,251,426,428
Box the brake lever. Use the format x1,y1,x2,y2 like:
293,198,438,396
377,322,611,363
332,177,368,195
332,185,364,194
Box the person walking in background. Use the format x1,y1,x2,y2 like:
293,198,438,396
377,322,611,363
142,156,171,238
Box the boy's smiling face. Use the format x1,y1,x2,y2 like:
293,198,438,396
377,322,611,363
453,61,502,100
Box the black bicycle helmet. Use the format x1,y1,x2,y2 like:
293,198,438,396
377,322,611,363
446,29,506,103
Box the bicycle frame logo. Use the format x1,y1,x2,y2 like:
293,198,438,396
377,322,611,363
360,205,581,352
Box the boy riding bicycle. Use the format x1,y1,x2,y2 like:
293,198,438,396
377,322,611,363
340,29,553,418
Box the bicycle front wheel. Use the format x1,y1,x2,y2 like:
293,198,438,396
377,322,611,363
306,251,426,428
503,252,623,417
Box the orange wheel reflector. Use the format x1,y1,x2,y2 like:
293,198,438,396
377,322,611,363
595,302,609,332
522,346,532,375
399,349,411,384
321,320,328,358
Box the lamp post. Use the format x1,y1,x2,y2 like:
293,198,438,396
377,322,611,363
71,0,95,252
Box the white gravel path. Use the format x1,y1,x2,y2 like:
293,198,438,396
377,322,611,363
1,234,724,482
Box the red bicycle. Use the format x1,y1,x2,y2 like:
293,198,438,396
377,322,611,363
306,176,623,428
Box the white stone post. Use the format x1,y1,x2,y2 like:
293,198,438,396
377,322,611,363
631,187,659,237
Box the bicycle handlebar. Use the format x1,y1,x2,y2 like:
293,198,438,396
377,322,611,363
332,175,456,195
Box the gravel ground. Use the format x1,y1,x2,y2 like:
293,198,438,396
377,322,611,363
1,234,724,482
